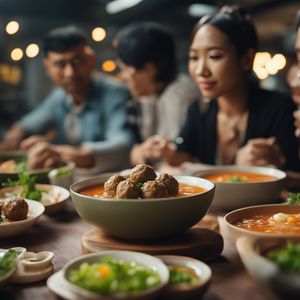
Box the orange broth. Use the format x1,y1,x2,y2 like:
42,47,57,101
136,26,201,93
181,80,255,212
234,213,300,234
80,183,206,198
203,172,276,183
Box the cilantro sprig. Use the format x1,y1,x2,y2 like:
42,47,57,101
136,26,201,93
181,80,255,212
2,172,42,201
287,193,300,204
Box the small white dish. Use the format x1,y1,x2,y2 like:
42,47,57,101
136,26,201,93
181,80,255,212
157,255,212,300
48,161,75,189
22,251,54,271
0,200,44,238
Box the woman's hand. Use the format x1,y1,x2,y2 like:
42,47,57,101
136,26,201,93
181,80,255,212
235,137,286,168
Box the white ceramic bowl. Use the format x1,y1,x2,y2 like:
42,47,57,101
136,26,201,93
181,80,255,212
70,175,215,240
62,250,169,300
48,161,75,189
195,166,286,211
237,237,300,298
0,199,44,238
224,204,300,241
0,184,70,214
157,255,211,300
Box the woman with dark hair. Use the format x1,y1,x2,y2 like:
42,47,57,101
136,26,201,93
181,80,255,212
151,5,300,171
114,22,200,165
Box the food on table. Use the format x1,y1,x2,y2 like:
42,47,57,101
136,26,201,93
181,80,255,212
80,164,206,199
0,160,27,173
168,264,200,286
156,173,179,195
0,249,17,278
1,173,60,205
143,181,167,198
234,212,300,234
1,197,28,221
104,174,126,197
129,164,157,183
202,172,276,183
68,257,161,295
116,178,142,199
287,193,300,204
266,241,300,274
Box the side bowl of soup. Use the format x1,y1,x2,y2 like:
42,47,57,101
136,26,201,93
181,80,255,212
157,255,211,300
70,175,215,240
195,166,286,211
224,204,300,241
236,237,300,298
61,250,169,300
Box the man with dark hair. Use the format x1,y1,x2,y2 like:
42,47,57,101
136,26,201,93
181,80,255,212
2,25,134,172
114,22,200,165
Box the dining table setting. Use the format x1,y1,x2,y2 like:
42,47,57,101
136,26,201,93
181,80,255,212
0,153,297,300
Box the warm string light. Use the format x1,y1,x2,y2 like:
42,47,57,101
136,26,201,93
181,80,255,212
253,52,286,80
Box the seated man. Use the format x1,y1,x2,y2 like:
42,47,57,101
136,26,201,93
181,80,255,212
113,22,200,166
2,25,135,172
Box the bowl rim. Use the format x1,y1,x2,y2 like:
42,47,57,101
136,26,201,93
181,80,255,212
157,254,212,291
224,203,300,238
62,250,169,299
193,165,286,184
0,184,70,207
70,175,215,203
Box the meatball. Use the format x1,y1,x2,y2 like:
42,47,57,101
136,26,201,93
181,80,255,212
156,174,179,196
142,181,167,198
2,197,29,221
104,174,126,198
116,179,142,199
130,164,157,183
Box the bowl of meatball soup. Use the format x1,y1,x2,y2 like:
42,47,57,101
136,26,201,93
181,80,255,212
70,164,215,240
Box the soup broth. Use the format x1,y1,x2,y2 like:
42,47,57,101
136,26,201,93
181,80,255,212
80,183,206,198
234,212,300,234
203,172,276,183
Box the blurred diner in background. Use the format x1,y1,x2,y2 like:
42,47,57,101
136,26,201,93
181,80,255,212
0,1,299,178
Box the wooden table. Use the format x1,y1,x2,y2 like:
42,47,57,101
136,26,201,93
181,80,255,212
0,202,281,300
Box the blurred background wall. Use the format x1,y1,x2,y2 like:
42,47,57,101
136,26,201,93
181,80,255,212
0,0,299,136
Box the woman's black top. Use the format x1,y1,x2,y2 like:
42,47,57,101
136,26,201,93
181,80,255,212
176,85,300,171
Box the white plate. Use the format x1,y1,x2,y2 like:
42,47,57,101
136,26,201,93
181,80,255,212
0,200,44,238
47,271,84,300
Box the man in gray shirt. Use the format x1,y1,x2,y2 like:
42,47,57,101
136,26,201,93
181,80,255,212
2,25,134,172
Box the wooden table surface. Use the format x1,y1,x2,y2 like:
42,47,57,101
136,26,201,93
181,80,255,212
0,202,282,300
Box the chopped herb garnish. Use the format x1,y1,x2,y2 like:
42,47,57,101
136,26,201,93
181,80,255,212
0,215,5,223
0,249,17,277
287,193,300,204
2,172,42,201
267,241,300,273
228,176,246,183
136,182,144,189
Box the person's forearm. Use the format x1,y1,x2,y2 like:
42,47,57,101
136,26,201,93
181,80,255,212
54,145,95,168
165,150,198,166
130,144,146,165
3,125,26,150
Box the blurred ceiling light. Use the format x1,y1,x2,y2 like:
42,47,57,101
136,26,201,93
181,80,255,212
92,27,106,42
102,60,116,72
6,20,19,35
272,53,286,70
253,52,271,67
26,43,39,58
11,48,23,61
188,4,216,17
106,0,143,14
253,66,268,80
265,59,278,75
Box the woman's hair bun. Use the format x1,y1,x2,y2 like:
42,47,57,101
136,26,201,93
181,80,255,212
219,5,252,24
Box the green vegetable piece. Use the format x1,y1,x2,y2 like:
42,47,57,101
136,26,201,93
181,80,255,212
227,176,246,183
0,215,5,223
267,241,300,273
136,182,144,189
287,193,300,204
0,249,17,277
2,172,42,201
168,266,198,285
